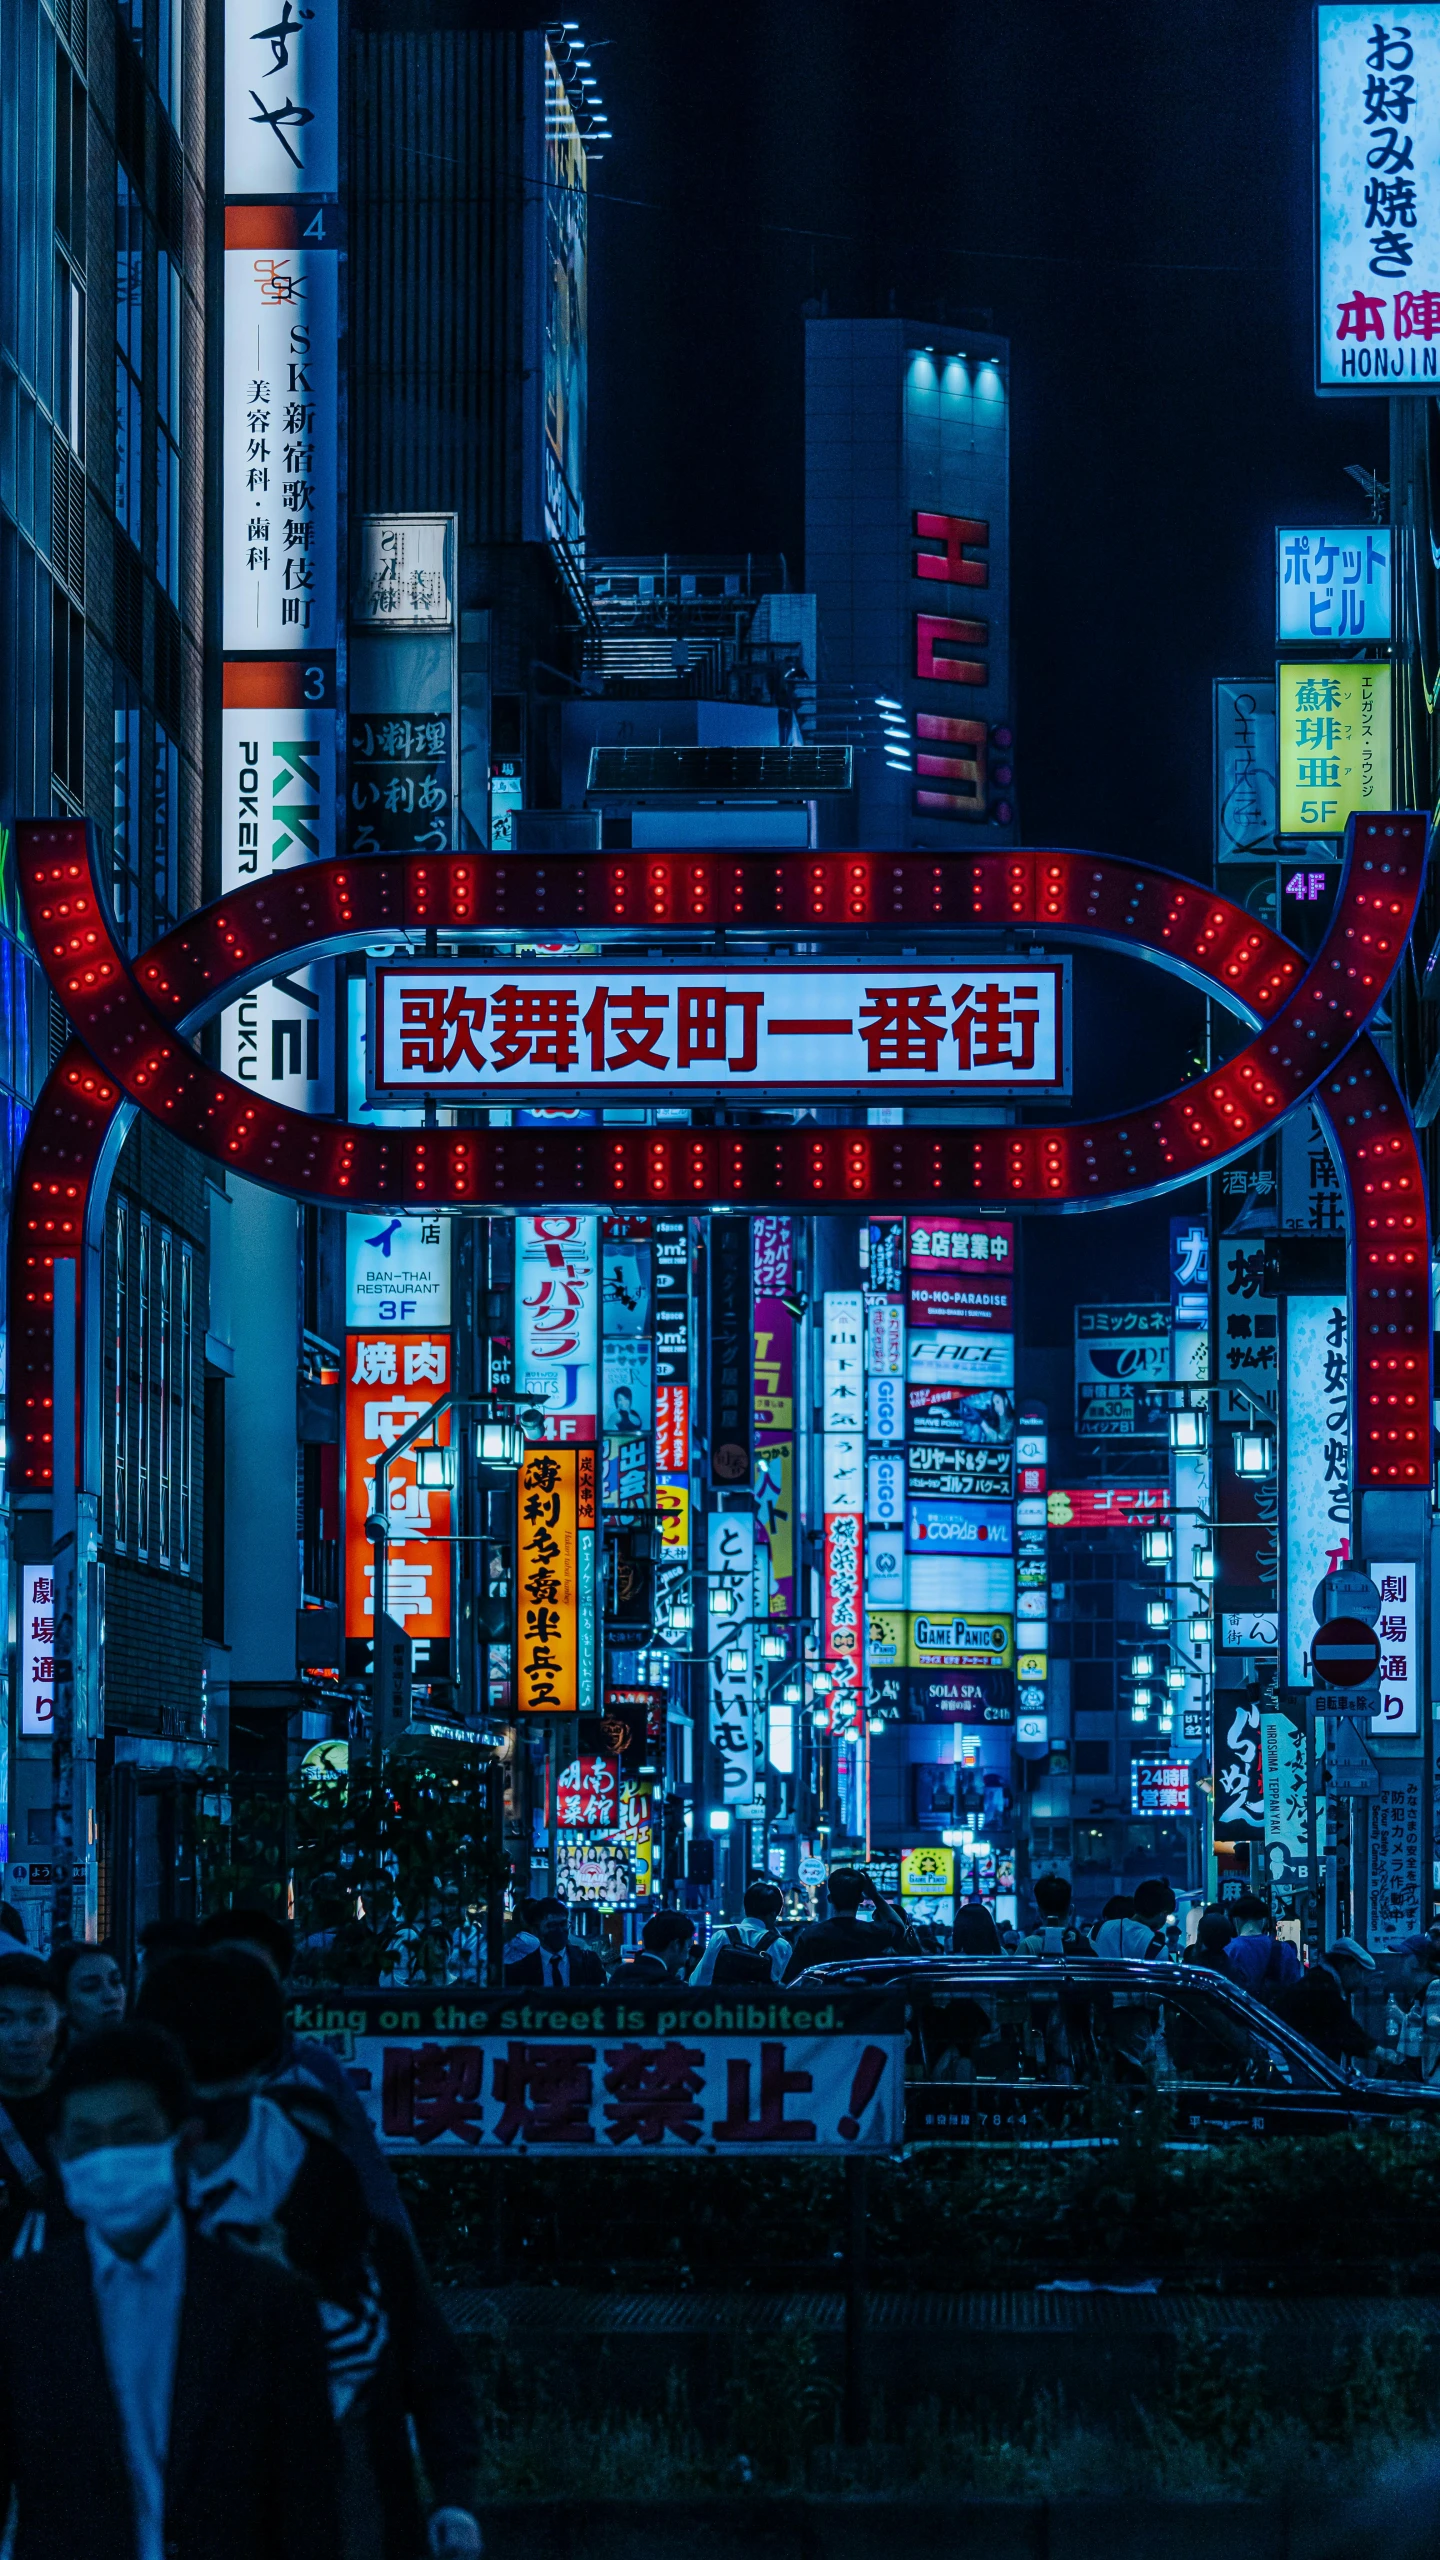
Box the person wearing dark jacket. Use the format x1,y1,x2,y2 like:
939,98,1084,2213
783,1869,912,1979
503,1896,606,1987
1274,1937,1378,2065
0,2020,341,2560
1222,1894,1303,2004
198,1905,411,2232
609,1910,696,1982
0,1953,63,2244
137,1947,481,2559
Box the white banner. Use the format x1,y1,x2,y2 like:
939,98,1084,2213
345,1212,451,1331
19,1564,54,1738
292,1993,904,2154
1367,1558,1419,1735
1318,6,1440,391
822,1293,864,1433
223,240,337,651
907,1331,1015,1389
368,960,1069,1099
225,0,339,196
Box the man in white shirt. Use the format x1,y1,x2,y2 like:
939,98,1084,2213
691,1882,793,1985
0,2021,341,2560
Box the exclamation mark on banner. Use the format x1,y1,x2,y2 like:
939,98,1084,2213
838,2043,888,2140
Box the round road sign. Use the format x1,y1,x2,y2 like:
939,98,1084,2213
1313,1568,1381,1627
1311,1616,1382,1687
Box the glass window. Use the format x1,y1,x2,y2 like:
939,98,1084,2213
157,0,182,129
54,260,84,459
115,171,143,375
157,253,180,435
152,722,179,928
155,426,180,602
112,674,141,950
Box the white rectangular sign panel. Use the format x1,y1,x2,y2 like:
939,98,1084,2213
515,1215,599,1442
1367,1558,1419,1735
223,236,337,650
20,1564,55,1738
708,1510,755,1805
867,1375,905,1445
1317,6,1440,390
367,961,1070,1099
1283,1294,1350,1685
822,1292,864,1434
822,1434,863,1514
225,0,339,195
353,516,454,627
219,681,336,1113
346,1212,451,1331
1277,527,1391,640
867,1452,905,1527
907,1331,1015,1390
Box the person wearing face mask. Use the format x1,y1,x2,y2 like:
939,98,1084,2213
51,1940,128,2044
502,1896,606,1987
0,2021,342,2558
0,1953,63,2243
137,1948,482,2560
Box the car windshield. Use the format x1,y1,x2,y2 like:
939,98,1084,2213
907,1975,1331,2093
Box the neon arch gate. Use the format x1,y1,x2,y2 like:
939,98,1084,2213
8,811,1431,1508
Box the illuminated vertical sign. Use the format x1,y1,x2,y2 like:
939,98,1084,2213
708,1510,754,1803
222,210,339,653
1367,1559,1419,1736
343,1334,452,1643
709,1218,751,1485
1276,662,1392,835
1283,1294,1350,1684
225,0,339,195
19,1564,55,1738
752,1217,795,1616
1317,5,1440,392
516,1214,599,1441
515,1446,595,1714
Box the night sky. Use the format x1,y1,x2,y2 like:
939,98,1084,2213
584,0,1389,874
579,2,1388,1369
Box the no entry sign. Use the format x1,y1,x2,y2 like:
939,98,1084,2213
1311,1615,1382,1688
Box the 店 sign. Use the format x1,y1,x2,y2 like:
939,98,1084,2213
344,1336,452,1642
516,1447,595,1715
1317,6,1440,390
1277,662,1392,834
366,960,1070,1099
345,1210,450,1330
1277,528,1391,640
285,1989,904,2155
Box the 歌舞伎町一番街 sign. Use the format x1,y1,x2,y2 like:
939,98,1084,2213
285,1990,906,2154
366,960,1070,1100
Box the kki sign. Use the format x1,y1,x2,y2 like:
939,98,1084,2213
288,1990,905,2156
367,960,1069,1100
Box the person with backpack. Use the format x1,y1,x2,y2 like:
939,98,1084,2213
783,1869,914,1980
1222,1893,1302,2005
1092,1877,1175,1958
690,1882,793,1986
1015,1873,1091,1955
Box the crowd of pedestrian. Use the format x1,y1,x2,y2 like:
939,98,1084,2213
0,1914,481,2560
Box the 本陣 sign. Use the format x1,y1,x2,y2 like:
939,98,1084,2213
1317,7,1440,390
1277,662,1391,834
286,1989,904,2156
367,961,1070,1099
516,1447,595,1715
